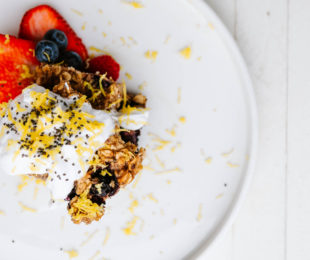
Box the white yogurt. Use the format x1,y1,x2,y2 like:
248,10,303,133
0,85,148,199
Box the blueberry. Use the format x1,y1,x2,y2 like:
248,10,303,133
44,29,68,51
35,40,59,63
61,51,83,70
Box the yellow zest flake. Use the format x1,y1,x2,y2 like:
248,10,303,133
129,199,139,213
43,52,51,62
0,210,5,215
143,164,155,171
164,35,171,44
18,202,37,213
216,193,224,199
100,169,112,177
208,22,215,30
171,142,181,153
89,251,100,260
132,171,143,188
138,81,147,91
89,46,108,54
71,8,83,16
102,32,107,38
197,204,203,221
179,46,192,59
179,116,186,124
155,167,181,175
17,175,29,192
144,50,158,62
33,186,39,200
197,56,202,61
205,157,212,164
35,178,46,185
177,87,182,104
166,180,172,184
128,36,138,45
123,216,139,235
98,9,103,14
103,227,110,246
227,162,239,168
165,125,176,137
146,193,158,203
29,48,35,57
155,155,165,169
81,22,87,31
120,37,126,45
125,72,133,80
0,80,7,85
124,1,144,8
4,34,10,44
0,48,4,54
15,102,26,112
222,148,234,157
80,229,99,246
64,249,79,258
173,218,178,225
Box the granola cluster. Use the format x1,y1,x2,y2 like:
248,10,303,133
34,64,147,110
68,134,145,224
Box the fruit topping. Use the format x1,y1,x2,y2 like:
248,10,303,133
61,51,82,70
88,55,120,81
35,40,59,63
19,4,88,60
0,34,39,102
43,29,68,51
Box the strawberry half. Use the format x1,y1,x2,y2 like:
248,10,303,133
88,55,120,81
0,34,39,103
19,5,88,60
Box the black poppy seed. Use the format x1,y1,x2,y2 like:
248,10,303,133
64,159,68,162
72,163,75,166
78,170,81,173
61,156,64,159
65,179,69,181
62,173,66,176
74,146,77,149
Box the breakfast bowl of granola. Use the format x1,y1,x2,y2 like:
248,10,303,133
0,1,257,259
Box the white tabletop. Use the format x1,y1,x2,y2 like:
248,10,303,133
199,0,310,259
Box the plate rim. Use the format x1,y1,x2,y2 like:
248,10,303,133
185,0,259,258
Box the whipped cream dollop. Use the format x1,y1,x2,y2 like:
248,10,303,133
0,85,148,199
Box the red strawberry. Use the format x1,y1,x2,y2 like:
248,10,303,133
19,5,88,60
88,55,120,81
0,34,39,103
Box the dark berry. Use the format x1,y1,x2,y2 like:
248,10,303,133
65,187,76,201
44,29,68,51
61,51,83,69
35,40,59,63
90,168,119,198
90,195,105,206
120,130,140,145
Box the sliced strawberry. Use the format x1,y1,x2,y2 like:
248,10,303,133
88,55,120,81
0,34,39,103
19,5,88,60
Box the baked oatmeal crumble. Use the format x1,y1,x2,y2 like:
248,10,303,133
30,64,147,224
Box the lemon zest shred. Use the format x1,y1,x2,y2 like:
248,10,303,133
64,250,79,258
18,202,37,212
4,34,10,44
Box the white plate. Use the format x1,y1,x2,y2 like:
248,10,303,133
0,0,257,259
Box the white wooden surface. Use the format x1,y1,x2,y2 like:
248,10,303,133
199,1,310,259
